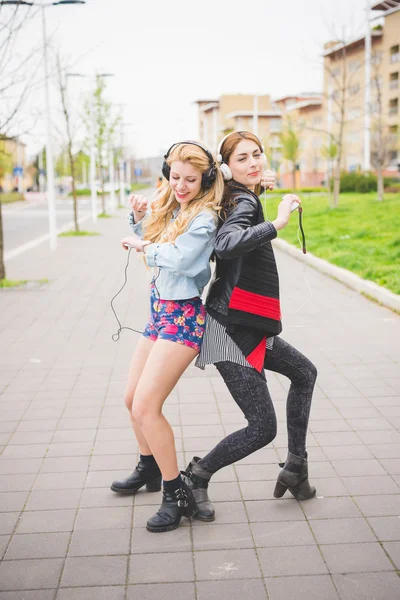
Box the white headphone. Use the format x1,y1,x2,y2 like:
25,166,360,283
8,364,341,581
216,131,266,181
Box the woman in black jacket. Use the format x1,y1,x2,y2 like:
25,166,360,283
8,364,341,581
182,131,317,521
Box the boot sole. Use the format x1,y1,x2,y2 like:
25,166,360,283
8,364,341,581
193,513,215,522
110,477,162,495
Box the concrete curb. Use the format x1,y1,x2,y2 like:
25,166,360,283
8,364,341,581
273,238,400,313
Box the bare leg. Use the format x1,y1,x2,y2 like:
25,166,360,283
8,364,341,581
132,339,198,481
124,335,155,455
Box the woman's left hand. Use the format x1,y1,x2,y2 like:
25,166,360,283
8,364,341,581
121,236,143,252
261,170,275,191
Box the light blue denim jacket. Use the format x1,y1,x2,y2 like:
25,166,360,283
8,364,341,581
128,208,217,300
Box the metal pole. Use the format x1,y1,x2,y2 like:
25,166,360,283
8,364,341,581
39,148,45,197
119,121,125,207
253,95,259,136
89,90,97,223
42,6,57,250
109,144,116,212
364,0,371,172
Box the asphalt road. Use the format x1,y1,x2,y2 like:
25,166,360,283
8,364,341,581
2,196,95,253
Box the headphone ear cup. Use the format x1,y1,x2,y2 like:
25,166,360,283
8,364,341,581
202,165,217,189
219,162,232,181
161,161,170,181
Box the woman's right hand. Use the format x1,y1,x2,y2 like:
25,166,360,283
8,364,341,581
128,194,148,221
272,194,301,231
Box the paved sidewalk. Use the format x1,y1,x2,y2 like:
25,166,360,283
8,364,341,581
0,207,399,599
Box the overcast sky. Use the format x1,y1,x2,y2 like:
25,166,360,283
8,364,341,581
11,0,378,159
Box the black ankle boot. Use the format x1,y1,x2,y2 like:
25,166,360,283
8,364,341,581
181,456,215,522
110,459,161,495
273,452,316,501
146,480,197,533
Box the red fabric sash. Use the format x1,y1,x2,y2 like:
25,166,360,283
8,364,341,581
229,287,281,321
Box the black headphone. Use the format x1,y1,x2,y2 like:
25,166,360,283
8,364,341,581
161,141,217,189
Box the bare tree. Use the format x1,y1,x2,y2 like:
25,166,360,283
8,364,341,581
280,119,300,191
55,53,81,231
370,51,393,202
0,3,42,281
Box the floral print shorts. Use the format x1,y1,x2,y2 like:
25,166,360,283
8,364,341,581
142,285,206,353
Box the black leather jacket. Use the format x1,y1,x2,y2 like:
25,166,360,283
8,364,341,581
206,186,278,318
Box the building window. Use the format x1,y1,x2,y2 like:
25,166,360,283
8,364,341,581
269,118,282,132
389,72,399,90
389,125,398,147
390,45,400,64
389,98,399,116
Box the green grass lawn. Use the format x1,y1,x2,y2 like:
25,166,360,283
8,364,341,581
0,192,25,204
263,192,400,295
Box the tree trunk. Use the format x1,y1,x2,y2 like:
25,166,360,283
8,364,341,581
101,169,106,214
332,161,340,208
377,165,384,201
68,144,79,232
0,198,6,280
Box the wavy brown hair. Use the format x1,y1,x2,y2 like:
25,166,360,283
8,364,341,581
219,131,264,217
143,143,224,244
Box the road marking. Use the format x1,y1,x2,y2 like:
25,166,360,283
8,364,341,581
5,214,93,260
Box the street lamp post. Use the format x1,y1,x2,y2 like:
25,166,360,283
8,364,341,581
0,1,86,250
364,0,372,173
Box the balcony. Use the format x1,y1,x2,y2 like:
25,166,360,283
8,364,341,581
389,107,399,116
390,53,400,64
389,80,399,90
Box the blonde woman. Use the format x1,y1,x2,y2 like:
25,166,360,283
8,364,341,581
111,141,224,533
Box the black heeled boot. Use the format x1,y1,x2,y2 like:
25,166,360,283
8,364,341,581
110,458,161,495
181,456,215,522
146,480,197,533
273,452,316,501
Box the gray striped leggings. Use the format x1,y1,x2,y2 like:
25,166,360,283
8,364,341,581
198,337,317,474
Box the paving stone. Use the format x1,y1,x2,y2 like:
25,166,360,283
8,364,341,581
197,579,267,600
15,509,76,533
0,591,55,600
382,541,400,569
193,523,254,551
265,575,340,600
342,475,400,495
194,548,261,580
68,528,130,556
192,501,248,526
5,532,70,559
0,557,63,590
312,477,348,497
57,587,125,600
129,551,194,584
245,498,305,522
25,489,81,511
0,491,29,512
74,506,132,531
79,487,133,508
32,472,86,490
311,517,376,544
301,497,361,520
333,572,400,600
0,512,20,534
258,545,327,577
61,556,128,587
39,456,90,473
354,494,400,517
367,516,400,541
321,542,394,573
131,524,191,554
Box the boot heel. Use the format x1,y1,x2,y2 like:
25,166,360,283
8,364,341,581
289,478,316,501
273,480,288,498
146,476,162,493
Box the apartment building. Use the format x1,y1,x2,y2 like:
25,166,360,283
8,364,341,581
195,3,399,188
324,1,400,175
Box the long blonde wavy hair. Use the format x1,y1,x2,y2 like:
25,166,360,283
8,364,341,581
143,143,224,244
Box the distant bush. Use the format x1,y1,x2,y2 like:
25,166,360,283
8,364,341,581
340,172,377,193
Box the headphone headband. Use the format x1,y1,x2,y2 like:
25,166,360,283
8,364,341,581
164,140,215,167
216,130,265,163
161,140,217,190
